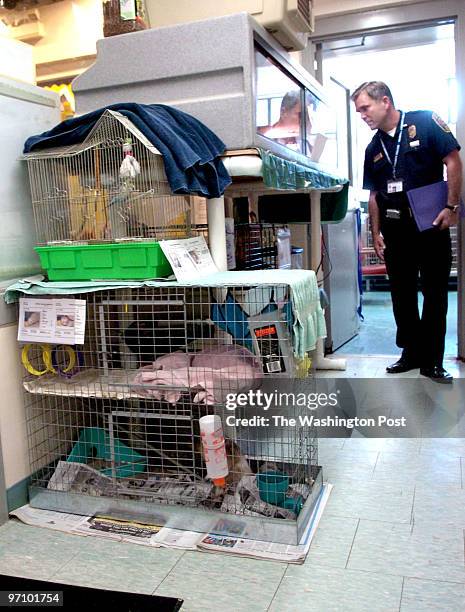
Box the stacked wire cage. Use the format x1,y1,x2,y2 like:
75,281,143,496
22,283,321,544
234,223,280,270
20,109,321,543
21,109,193,280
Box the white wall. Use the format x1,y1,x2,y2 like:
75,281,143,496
314,0,430,17
0,324,29,488
0,36,35,84
33,0,103,66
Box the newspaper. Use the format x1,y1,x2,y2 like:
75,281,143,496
47,461,119,496
10,484,331,563
75,515,164,546
10,504,88,533
47,461,213,505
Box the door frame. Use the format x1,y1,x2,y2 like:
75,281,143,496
311,0,465,359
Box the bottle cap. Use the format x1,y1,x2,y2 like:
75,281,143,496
213,477,226,487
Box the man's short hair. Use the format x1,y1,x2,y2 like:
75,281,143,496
280,90,301,114
351,81,395,106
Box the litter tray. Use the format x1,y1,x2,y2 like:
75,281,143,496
35,242,172,281
67,427,146,478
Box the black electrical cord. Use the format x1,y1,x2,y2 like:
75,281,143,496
316,232,333,286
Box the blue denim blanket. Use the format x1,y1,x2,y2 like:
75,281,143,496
23,103,231,198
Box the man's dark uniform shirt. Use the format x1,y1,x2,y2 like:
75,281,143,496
361,110,461,369
363,110,460,197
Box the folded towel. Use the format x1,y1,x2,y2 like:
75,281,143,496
23,103,231,199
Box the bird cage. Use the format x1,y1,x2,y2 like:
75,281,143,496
21,109,192,246
22,283,321,544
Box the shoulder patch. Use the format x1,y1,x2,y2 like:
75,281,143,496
432,112,451,133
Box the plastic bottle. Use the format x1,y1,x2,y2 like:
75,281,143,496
199,415,229,487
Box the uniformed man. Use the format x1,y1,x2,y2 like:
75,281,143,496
352,81,463,383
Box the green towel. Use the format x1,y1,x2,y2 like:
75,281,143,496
5,270,326,357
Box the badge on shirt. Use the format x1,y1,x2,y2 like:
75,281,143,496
373,152,383,163
408,125,417,139
387,179,404,194
432,112,451,133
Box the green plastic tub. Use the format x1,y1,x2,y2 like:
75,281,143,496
35,242,172,281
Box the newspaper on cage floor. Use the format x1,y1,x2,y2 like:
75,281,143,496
10,483,331,563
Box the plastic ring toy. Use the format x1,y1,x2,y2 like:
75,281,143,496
21,343,56,376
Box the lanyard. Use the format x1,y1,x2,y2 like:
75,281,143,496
379,111,405,179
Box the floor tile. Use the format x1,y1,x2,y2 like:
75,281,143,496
305,514,359,569
318,438,346,452
52,538,184,593
0,523,81,581
343,436,422,453
342,437,387,451
155,551,286,612
337,290,457,358
420,437,465,458
326,480,414,523
318,448,380,465
400,577,465,611
268,564,403,612
323,462,376,485
347,519,465,583
412,485,465,529
372,453,462,486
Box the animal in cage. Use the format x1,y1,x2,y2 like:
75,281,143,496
23,283,322,543
21,109,192,245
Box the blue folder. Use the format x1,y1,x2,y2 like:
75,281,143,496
407,181,464,232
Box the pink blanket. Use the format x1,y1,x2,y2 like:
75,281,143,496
133,345,263,405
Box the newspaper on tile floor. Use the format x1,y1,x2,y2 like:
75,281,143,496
11,483,331,564
11,459,332,564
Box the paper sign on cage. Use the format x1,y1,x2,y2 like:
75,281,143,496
18,297,86,345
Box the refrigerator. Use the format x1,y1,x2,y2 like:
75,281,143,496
323,208,361,352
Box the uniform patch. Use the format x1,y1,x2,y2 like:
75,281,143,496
408,124,416,139
432,112,451,133
373,152,383,163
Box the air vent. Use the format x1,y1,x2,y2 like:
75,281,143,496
298,0,311,26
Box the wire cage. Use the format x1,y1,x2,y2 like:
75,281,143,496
22,284,321,544
234,223,281,270
21,110,192,245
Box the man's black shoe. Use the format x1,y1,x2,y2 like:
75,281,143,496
386,358,420,374
420,366,453,384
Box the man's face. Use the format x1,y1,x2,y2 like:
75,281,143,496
354,92,390,130
282,102,301,128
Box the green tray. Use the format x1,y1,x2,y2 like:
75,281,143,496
35,241,172,281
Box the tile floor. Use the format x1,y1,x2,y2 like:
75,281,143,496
1,295,464,611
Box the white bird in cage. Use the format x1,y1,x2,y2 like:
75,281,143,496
120,139,141,179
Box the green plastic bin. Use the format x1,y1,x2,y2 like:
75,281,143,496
35,242,172,281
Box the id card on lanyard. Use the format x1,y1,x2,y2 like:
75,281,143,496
380,111,405,193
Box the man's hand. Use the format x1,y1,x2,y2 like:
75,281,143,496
373,233,386,261
432,208,459,230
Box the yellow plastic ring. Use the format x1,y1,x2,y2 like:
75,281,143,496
21,344,56,376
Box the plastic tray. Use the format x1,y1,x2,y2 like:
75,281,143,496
35,242,172,281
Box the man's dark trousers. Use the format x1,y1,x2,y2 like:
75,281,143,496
382,216,452,368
